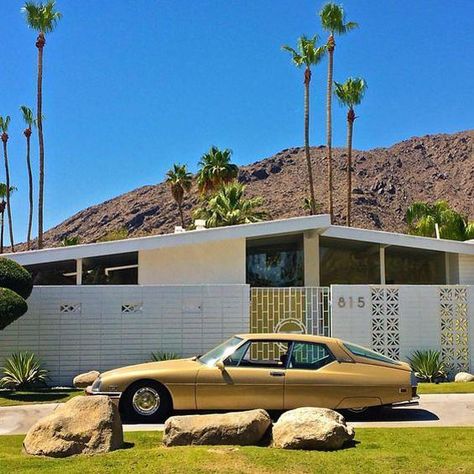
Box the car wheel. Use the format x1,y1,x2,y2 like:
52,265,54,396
120,380,172,423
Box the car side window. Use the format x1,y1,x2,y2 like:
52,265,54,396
224,341,250,367
289,342,335,370
226,340,291,368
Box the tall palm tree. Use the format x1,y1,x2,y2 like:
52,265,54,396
406,200,474,241
165,164,193,228
320,3,358,222
20,106,35,250
22,1,62,249
196,146,238,195
282,35,326,215
193,182,266,228
0,116,15,252
0,184,16,254
334,77,367,227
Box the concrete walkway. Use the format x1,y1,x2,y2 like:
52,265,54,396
1,394,473,435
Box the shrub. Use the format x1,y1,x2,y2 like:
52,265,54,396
0,288,28,331
0,351,48,389
0,258,33,299
151,351,180,361
408,349,446,383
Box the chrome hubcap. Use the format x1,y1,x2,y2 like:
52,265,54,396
132,387,160,416
348,407,368,413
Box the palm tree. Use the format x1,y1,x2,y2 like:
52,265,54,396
0,184,17,254
22,1,62,249
165,164,193,227
320,3,358,222
20,106,35,250
196,146,238,195
282,36,326,215
334,77,367,227
0,116,15,252
406,200,474,241
193,182,266,228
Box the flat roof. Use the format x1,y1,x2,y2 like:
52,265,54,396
4,214,474,266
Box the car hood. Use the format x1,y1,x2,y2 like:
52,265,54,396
101,358,202,378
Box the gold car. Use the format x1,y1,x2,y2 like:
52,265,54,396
87,334,418,422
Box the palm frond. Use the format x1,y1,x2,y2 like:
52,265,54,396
320,3,358,35
333,77,367,108
22,1,62,33
20,105,35,127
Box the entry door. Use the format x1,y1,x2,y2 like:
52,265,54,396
196,340,289,410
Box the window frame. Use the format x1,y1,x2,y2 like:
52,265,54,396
286,341,337,371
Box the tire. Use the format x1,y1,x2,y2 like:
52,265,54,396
120,380,172,423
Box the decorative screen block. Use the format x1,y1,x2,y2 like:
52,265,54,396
60,303,81,314
439,287,469,374
121,303,143,314
370,288,400,360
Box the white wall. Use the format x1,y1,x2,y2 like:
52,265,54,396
0,285,250,386
138,238,246,285
331,285,473,374
459,254,474,284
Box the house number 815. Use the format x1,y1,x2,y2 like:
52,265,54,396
337,296,365,308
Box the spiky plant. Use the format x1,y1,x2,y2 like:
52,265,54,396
151,351,180,362
0,351,48,389
408,349,446,383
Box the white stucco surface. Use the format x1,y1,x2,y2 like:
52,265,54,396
138,238,246,285
459,254,474,284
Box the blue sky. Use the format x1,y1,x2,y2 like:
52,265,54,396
0,0,473,241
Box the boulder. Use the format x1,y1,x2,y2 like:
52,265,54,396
73,370,100,389
454,372,474,383
163,409,271,446
23,395,123,457
272,407,354,450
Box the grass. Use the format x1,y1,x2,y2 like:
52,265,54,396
0,428,472,473
0,389,82,407
417,382,474,394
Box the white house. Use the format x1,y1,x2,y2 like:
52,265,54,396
2,215,473,384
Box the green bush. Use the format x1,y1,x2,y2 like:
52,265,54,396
151,351,180,361
0,351,48,389
0,288,28,331
0,258,33,299
408,349,447,383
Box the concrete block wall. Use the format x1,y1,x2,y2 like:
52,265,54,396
0,285,250,386
331,285,473,373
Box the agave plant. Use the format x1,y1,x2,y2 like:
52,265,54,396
408,349,446,383
151,351,180,362
0,351,49,389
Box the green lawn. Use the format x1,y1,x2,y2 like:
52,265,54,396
0,389,82,407
417,382,474,394
0,428,472,473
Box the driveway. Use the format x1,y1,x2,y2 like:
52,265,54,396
1,394,473,435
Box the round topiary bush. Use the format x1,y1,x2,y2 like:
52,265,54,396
0,258,33,299
0,288,28,331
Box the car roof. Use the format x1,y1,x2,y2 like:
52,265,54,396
235,333,340,344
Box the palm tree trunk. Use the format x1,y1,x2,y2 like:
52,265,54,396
3,141,14,251
37,33,45,249
0,208,4,254
26,132,33,250
304,67,316,215
326,35,335,223
178,202,185,228
346,108,355,227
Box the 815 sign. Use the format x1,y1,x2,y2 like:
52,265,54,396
337,296,366,309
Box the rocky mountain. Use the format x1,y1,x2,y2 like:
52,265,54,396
36,130,474,248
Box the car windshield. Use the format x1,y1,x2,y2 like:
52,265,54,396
343,341,400,365
199,337,244,366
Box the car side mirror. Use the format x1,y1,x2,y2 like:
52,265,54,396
215,360,225,371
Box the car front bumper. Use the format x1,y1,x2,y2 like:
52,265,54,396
85,386,122,406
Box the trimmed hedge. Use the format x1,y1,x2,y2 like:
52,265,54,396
0,288,28,331
0,258,33,299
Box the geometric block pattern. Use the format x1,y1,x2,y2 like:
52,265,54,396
121,303,143,314
60,303,81,314
439,287,470,375
370,287,400,360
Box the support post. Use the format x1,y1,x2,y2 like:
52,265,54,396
380,246,386,285
304,230,320,286
76,258,83,285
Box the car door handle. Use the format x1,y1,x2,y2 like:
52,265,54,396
270,371,285,377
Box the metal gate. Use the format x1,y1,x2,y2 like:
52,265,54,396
250,287,331,336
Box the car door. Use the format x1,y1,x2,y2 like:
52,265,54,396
284,341,340,409
196,339,289,410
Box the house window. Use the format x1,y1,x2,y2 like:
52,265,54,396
25,260,77,285
82,252,138,285
319,237,380,286
246,235,304,287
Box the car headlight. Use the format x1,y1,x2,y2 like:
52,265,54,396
91,377,102,393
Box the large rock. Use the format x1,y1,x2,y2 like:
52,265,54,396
272,407,354,450
163,409,271,446
454,372,474,383
73,370,100,389
23,395,123,457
